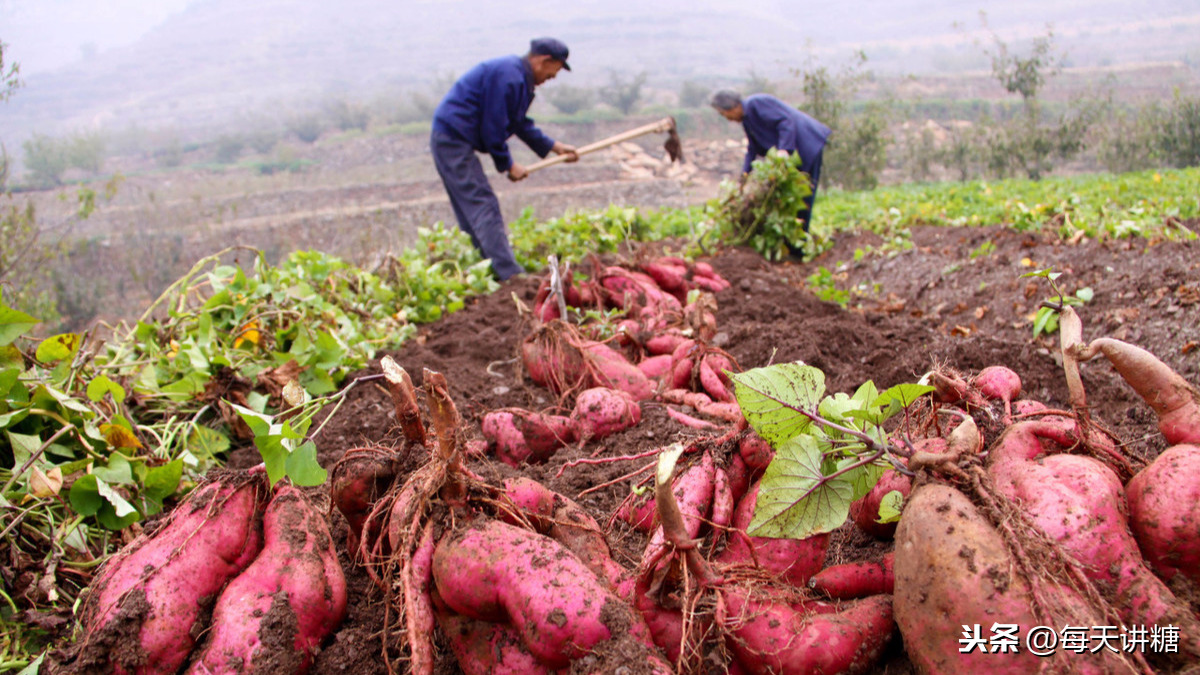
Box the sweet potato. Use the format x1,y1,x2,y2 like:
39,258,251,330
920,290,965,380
330,450,397,554
738,433,774,472
503,477,625,588
435,608,554,675
849,466,910,540
1073,337,1200,445
644,331,688,356
482,410,578,466
717,481,828,586
583,341,655,401
971,365,1021,404
637,353,675,380
809,552,895,600
571,387,641,441
185,486,348,675
76,476,268,675
894,483,1134,674
722,589,894,675
1125,444,1200,585
431,519,622,668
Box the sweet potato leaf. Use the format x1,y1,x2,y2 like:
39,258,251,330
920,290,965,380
748,435,854,539
729,363,824,447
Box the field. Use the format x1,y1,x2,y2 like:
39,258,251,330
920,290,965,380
8,97,1200,673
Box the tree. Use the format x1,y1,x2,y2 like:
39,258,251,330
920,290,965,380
1,39,20,103
547,85,594,115
600,71,648,115
678,80,710,109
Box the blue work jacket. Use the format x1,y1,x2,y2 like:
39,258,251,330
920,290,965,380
432,55,556,173
741,94,832,174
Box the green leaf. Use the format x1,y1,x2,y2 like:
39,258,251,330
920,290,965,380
143,460,184,502
35,333,82,363
748,435,854,539
0,366,22,398
68,474,103,516
16,652,44,675
841,457,887,502
86,375,127,403
0,302,40,346
93,454,135,485
1075,287,1094,303
95,477,138,518
729,363,825,447
187,425,231,460
6,430,43,469
284,441,327,486
878,490,904,524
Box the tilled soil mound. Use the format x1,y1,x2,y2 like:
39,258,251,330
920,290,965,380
257,225,1197,674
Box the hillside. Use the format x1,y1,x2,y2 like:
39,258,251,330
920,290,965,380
4,0,1199,145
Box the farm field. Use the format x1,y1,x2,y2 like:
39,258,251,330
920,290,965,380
8,116,1200,674
281,221,1200,674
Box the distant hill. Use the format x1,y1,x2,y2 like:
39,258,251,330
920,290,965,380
3,0,1199,148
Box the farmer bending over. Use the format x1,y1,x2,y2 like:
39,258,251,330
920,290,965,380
711,90,831,251
430,38,579,280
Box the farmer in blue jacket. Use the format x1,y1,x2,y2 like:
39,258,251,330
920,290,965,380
710,90,831,243
431,38,579,280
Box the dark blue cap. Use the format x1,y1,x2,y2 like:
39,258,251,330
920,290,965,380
530,37,571,70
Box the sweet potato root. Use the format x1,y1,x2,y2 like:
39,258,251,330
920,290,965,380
717,481,828,586
849,466,910,540
185,486,348,674
432,519,623,668
1073,337,1200,445
722,588,895,675
482,409,578,466
894,482,1134,674
571,387,641,441
1125,444,1200,585
75,475,268,675
809,552,895,600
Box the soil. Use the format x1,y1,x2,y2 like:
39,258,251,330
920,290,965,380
287,223,1199,674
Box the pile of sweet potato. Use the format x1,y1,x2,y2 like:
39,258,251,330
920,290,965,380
63,470,347,675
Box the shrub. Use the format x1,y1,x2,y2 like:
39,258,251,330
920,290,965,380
547,85,594,115
599,71,647,115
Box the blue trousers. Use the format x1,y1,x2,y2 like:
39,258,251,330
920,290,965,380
430,131,522,280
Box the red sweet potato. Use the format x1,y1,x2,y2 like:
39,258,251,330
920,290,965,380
849,466,911,540
1125,444,1200,585
571,387,641,441
482,410,579,466
637,353,675,380
809,552,895,600
722,589,895,675
185,486,348,675
641,450,716,571
432,519,622,668
77,476,268,675
645,332,689,356
971,365,1021,404
717,481,829,586
583,341,655,401
1074,337,1200,445
894,482,1134,674
330,450,397,554
435,607,554,675
738,433,774,472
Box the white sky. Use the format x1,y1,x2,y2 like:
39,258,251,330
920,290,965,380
1,0,193,75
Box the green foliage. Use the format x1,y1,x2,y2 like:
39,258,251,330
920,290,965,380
816,168,1200,243
21,134,70,188
509,204,700,272
706,149,818,260
795,51,891,191
1156,89,1200,169
287,113,325,144
728,363,931,539
546,85,594,115
1022,268,1094,338
1,38,20,103
599,71,648,115
213,135,244,164
326,98,371,132
678,80,710,108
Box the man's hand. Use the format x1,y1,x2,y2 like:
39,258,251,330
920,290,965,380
552,141,579,163
507,163,529,182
